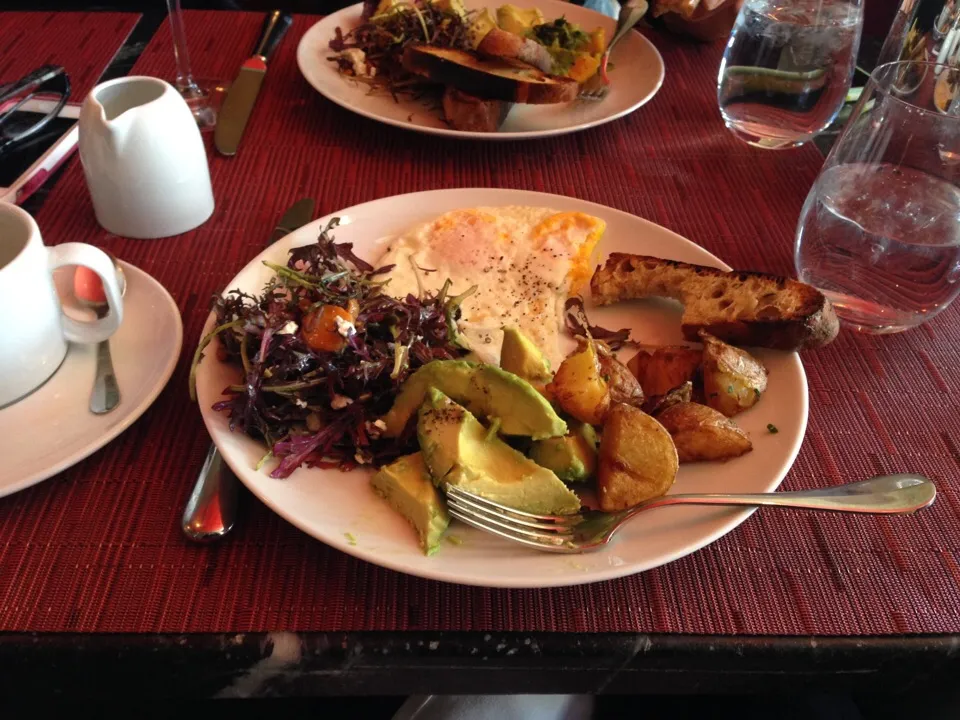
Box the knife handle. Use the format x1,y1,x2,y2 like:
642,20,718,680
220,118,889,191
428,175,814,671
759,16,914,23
254,10,293,62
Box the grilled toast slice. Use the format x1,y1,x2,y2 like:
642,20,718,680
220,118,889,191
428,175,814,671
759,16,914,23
402,45,579,104
591,254,840,351
476,27,554,73
442,87,512,132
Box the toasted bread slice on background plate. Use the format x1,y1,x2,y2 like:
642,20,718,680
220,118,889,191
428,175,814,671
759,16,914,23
402,45,580,104
476,27,555,72
442,87,513,132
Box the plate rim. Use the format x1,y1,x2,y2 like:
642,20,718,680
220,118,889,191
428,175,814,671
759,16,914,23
295,0,666,141
0,261,184,499
195,188,809,588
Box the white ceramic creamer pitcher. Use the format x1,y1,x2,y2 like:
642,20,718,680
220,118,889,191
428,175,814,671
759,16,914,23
79,76,214,239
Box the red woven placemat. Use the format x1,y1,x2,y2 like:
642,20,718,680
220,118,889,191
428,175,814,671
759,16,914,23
0,12,140,100
3,10,960,635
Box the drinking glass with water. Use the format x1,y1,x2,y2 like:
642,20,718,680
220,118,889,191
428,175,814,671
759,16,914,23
795,60,960,333
717,0,862,148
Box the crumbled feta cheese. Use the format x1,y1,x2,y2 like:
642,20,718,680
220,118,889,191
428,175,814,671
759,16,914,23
339,49,376,78
335,315,356,339
294,397,308,409
278,321,298,335
331,394,353,410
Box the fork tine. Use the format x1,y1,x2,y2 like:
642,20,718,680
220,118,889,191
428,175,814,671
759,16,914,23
446,492,575,533
447,507,581,554
578,90,607,101
444,485,581,525
447,500,572,543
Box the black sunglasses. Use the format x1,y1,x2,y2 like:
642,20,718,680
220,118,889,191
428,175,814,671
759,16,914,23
0,65,71,155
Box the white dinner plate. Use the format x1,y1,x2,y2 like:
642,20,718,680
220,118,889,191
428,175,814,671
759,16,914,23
195,189,808,588
0,262,183,498
296,0,665,140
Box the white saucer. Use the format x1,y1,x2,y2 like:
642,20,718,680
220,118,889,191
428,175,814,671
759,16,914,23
0,261,182,498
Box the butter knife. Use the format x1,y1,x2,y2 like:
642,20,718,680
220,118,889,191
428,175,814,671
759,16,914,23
182,197,316,542
214,10,293,156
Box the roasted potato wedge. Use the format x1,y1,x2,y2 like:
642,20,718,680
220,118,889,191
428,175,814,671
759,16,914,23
657,402,752,463
596,344,645,408
597,404,678,511
644,381,694,416
700,332,767,417
548,340,610,425
627,346,702,397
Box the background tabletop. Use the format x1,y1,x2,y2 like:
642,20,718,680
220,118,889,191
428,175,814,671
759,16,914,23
1,12,139,97
2,10,960,643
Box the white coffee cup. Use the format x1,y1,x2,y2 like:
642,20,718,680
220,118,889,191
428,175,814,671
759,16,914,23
0,203,124,408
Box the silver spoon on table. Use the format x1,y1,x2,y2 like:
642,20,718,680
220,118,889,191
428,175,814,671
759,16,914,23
181,198,315,543
77,255,126,414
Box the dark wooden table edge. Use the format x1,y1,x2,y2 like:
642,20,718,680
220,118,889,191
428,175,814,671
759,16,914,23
0,631,958,697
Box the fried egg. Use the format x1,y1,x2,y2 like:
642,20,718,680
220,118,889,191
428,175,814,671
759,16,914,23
377,206,605,368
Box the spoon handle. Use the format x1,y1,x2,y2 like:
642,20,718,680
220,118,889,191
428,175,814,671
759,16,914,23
632,474,937,516
89,338,121,414
182,444,238,542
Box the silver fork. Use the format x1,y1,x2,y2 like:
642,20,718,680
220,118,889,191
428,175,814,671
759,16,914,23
445,473,936,554
578,0,650,102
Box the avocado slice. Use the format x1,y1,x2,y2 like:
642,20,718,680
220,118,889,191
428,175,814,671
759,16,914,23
382,360,567,440
371,452,450,556
529,422,598,483
418,389,581,515
500,326,552,384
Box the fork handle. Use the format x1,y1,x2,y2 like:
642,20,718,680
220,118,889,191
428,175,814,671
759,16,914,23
628,473,936,517
606,0,650,57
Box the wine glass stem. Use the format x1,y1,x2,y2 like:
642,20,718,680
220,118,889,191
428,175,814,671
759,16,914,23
165,0,201,97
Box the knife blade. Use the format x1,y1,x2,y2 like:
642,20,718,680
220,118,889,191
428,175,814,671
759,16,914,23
182,197,316,542
214,10,293,157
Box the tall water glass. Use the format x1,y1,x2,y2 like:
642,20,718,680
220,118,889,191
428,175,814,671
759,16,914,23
795,60,960,333
165,0,223,130
717,0,863,149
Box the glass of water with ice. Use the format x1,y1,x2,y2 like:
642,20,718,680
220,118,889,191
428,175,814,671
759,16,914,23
717,0,863,148
795,60,960,333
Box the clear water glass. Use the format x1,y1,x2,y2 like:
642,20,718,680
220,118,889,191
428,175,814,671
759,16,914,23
795,60,960,333
717,0,863,149
165,0,225,130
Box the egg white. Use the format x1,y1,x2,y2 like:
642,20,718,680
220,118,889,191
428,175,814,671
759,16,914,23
376,206,605,368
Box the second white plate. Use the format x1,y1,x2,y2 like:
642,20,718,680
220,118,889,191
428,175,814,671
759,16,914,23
297,0,665,140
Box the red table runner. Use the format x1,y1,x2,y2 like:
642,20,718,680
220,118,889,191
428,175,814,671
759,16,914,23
0,12,140,100
3,10,960,635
